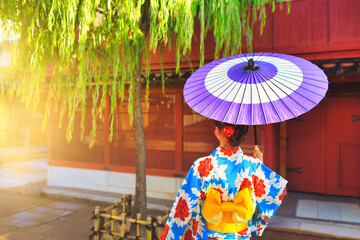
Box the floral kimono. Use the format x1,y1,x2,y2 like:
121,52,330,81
161,146,287,240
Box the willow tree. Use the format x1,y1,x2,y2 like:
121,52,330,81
0,0,289,218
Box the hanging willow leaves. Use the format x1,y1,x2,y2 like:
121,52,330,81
0,0,289,147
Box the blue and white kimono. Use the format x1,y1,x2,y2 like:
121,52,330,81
161,146,287,240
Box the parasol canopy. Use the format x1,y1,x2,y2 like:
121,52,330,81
184,52,328,126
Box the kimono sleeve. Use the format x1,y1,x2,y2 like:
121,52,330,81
250,161,287,236
160,162,203,240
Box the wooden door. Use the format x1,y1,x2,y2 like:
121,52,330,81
287,96,360,197
286,103,326,193
326,97,360,197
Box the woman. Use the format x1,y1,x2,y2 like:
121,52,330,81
160,121,287,240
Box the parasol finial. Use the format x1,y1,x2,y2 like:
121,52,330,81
248,59,255,69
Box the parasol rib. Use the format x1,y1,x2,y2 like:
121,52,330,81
252,70,286,122
259,70,321,106
197,72,241,117
256,70,299,118
185,72,235,104
254,52,274,63
207,75,244,121
184,71,239,92
235,70,253,125
274,73,327,97
259,66,328,85
222,70,249,123
253,71,268,125
256,66,327,98
257,70,310,113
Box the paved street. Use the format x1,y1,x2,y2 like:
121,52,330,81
0,147,99,239
0,189,356,240
0,190,348,240
0,147,47,189
0,191,103,240
0,146,359,240
254,230,344,240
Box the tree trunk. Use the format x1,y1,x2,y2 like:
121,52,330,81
133,0,150,221
133,53,147,220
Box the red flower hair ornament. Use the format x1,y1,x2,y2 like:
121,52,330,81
221,126,235,138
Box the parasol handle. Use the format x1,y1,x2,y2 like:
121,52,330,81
254,125,258,146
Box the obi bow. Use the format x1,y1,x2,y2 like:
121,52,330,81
202,188,255,233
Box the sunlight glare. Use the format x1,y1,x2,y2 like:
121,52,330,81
0,51,11,67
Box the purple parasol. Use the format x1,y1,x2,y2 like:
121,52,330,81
184,52,328,126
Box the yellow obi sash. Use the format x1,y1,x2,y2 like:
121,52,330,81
202,188,254,233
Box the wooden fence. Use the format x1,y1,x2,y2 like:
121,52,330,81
90,194,169,240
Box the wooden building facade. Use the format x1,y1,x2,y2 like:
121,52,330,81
47,0,360,199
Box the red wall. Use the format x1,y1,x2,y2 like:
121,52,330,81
48,87,265,177
48,0,360,196
151,0,360,70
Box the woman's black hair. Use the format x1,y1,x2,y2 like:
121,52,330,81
214,121,249,147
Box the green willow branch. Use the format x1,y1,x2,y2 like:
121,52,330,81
0,0,290,147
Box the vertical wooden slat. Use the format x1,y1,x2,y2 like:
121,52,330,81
279,121,287,178
110,209,117,240
113,200,119,233
174,89,183,173
93,206,100,240
122,194,126,212
156,216,162,238
136,213,141,238
120,212,126,238
329,0,360,45
147,217,152,240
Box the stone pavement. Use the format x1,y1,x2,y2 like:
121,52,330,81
1,146,360,239
0,146,47,191
1,188,360,240
0,190,104,240
296,199,360,224
42,187,360,240
269,191,360,239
